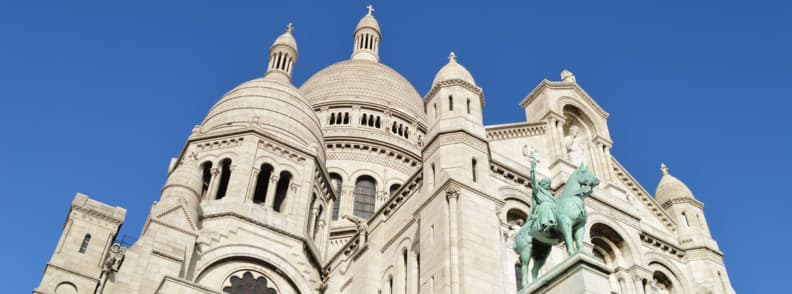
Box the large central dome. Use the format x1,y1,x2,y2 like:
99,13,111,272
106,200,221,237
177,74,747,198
300,59,425,121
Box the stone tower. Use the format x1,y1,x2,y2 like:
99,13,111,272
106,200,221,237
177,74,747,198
35,194,126,294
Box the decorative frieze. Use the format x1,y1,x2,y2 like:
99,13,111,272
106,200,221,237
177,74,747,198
639,232,685,259
194,137,245,151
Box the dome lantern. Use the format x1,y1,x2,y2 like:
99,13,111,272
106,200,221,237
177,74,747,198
351,5,381,62
265,23,299,82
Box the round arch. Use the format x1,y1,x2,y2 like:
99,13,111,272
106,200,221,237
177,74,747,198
194,244,315,294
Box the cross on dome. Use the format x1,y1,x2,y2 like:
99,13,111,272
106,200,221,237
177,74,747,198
660,163,669,175
367,4,375,15
449,51,457,62
286,22,293,33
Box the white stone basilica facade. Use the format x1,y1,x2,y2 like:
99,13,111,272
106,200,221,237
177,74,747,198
36,9,735,294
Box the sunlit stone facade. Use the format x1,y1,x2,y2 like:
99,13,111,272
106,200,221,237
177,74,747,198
35,8,734,294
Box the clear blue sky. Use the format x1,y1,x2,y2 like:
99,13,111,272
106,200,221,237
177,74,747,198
1,1,788,292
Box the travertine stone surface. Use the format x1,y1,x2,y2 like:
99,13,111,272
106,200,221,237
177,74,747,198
35,7,735,294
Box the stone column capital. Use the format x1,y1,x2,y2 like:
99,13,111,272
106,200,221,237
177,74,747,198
446,188,460,200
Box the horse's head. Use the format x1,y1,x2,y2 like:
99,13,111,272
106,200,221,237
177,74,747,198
571,163,600,197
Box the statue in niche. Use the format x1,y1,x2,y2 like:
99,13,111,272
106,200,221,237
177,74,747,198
565,124,587,166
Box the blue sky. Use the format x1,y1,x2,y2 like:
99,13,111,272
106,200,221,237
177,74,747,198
1,1,789,292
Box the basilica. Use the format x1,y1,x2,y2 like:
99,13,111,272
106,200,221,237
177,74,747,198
35,8,734,294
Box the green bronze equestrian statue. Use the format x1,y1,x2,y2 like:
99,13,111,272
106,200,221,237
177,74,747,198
513,152,600,291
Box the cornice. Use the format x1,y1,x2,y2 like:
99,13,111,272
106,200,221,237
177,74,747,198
661,197,704,210
611,158,677,232
424,78,485,107
485,121,547,141
519,80,609,119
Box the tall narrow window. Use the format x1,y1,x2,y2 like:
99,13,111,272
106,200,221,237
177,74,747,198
273,171,291,212
353,176,377,219
472,158,478,182
79,234,91,253
416,253,421,293
361,114,368,125
200,161,213,199
330,173,343,220
216,159,232,199
252,164,273,204
466,99,471,114
402,249,409,294
329,113,336,125
431,164,436,187
449,95,454,111
682,212,690,227
375,116,381,128
313,205,324,240
343,112,350,124
433,103,437,119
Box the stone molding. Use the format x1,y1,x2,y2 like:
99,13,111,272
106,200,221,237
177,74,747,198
424,78,484,107
611,159,677,232
194,136,245,152
485,121,547,141
639,232,685,259
71,203,124,226
519,79,609,119
661,197,704,209
423,130,489,159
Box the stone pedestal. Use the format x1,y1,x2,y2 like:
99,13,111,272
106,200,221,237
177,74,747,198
521,253,612,294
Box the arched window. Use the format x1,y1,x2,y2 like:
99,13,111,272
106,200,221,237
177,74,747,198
404,127,409,139
467,99,471,114
449,95,454,111
273,171,291,212
252,164,273,204
361,113,368,125
79,234,91,253
343,112,350,124
353,175,377,219
200,161,213,199
375,116,381,128
506,209,528,226
216,159,232,199
336,112,343,124
389,183,401,196
392,121,397,133
329,113,336,125
330,173,343,220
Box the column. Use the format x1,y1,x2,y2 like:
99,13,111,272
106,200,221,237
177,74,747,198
263,174,280,209
632,275,645,294
446,189,460,294
206,167,221,200
246,168,260,202
408,251,419,294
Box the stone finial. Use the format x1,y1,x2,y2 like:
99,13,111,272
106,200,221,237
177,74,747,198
449,51,457,62
660,163,669,175
286,22,293,33
561,69,576,82
367,4,375,15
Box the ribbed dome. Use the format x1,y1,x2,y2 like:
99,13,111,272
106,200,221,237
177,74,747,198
655,164,696,205
432,52,476,86
356,14,380,34
201,77,325,160
300,59,425,120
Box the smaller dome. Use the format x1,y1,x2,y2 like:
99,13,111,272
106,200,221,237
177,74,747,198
655,163,696,205
272,23,298,51
356,6,381,34
432,52,476,86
